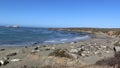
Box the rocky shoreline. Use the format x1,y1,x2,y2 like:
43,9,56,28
0,29,119,68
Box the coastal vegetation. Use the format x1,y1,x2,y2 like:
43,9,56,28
48,49,72,58
49,28,120,36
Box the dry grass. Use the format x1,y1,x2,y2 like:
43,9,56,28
96,52,120,68
48,49,72,58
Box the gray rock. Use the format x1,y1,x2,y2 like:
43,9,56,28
51,47,55,50
80,53,85,57
106,51,110,53
70,54,79,59
31,50,40,54
101,46,107,49
70,49,79,54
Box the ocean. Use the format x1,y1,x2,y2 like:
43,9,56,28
0,27,91,46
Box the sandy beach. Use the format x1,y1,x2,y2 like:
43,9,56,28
0,30,119,68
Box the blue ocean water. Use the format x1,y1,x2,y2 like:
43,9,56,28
0,27,91,46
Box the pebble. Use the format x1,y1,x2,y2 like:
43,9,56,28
70,49,79,54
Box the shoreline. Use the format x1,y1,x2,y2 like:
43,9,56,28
0,31,92,47
0,29,119,68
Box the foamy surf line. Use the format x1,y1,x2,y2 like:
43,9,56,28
44,35,91,44
0,35,91,47
0,27,92,46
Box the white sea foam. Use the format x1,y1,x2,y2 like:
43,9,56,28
44,35,91,44
44,40,56,43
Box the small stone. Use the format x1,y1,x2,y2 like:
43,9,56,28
70,54,79,59
81,53,85,57
101,46,107,49
51,47,55,50
70,49,78,54
31,50,40,54
106,51,110,53
31,50,36,54
94,51,99,55
70,41,77,44
77,48,82,51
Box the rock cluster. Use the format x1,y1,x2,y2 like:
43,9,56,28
69,44,112,58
